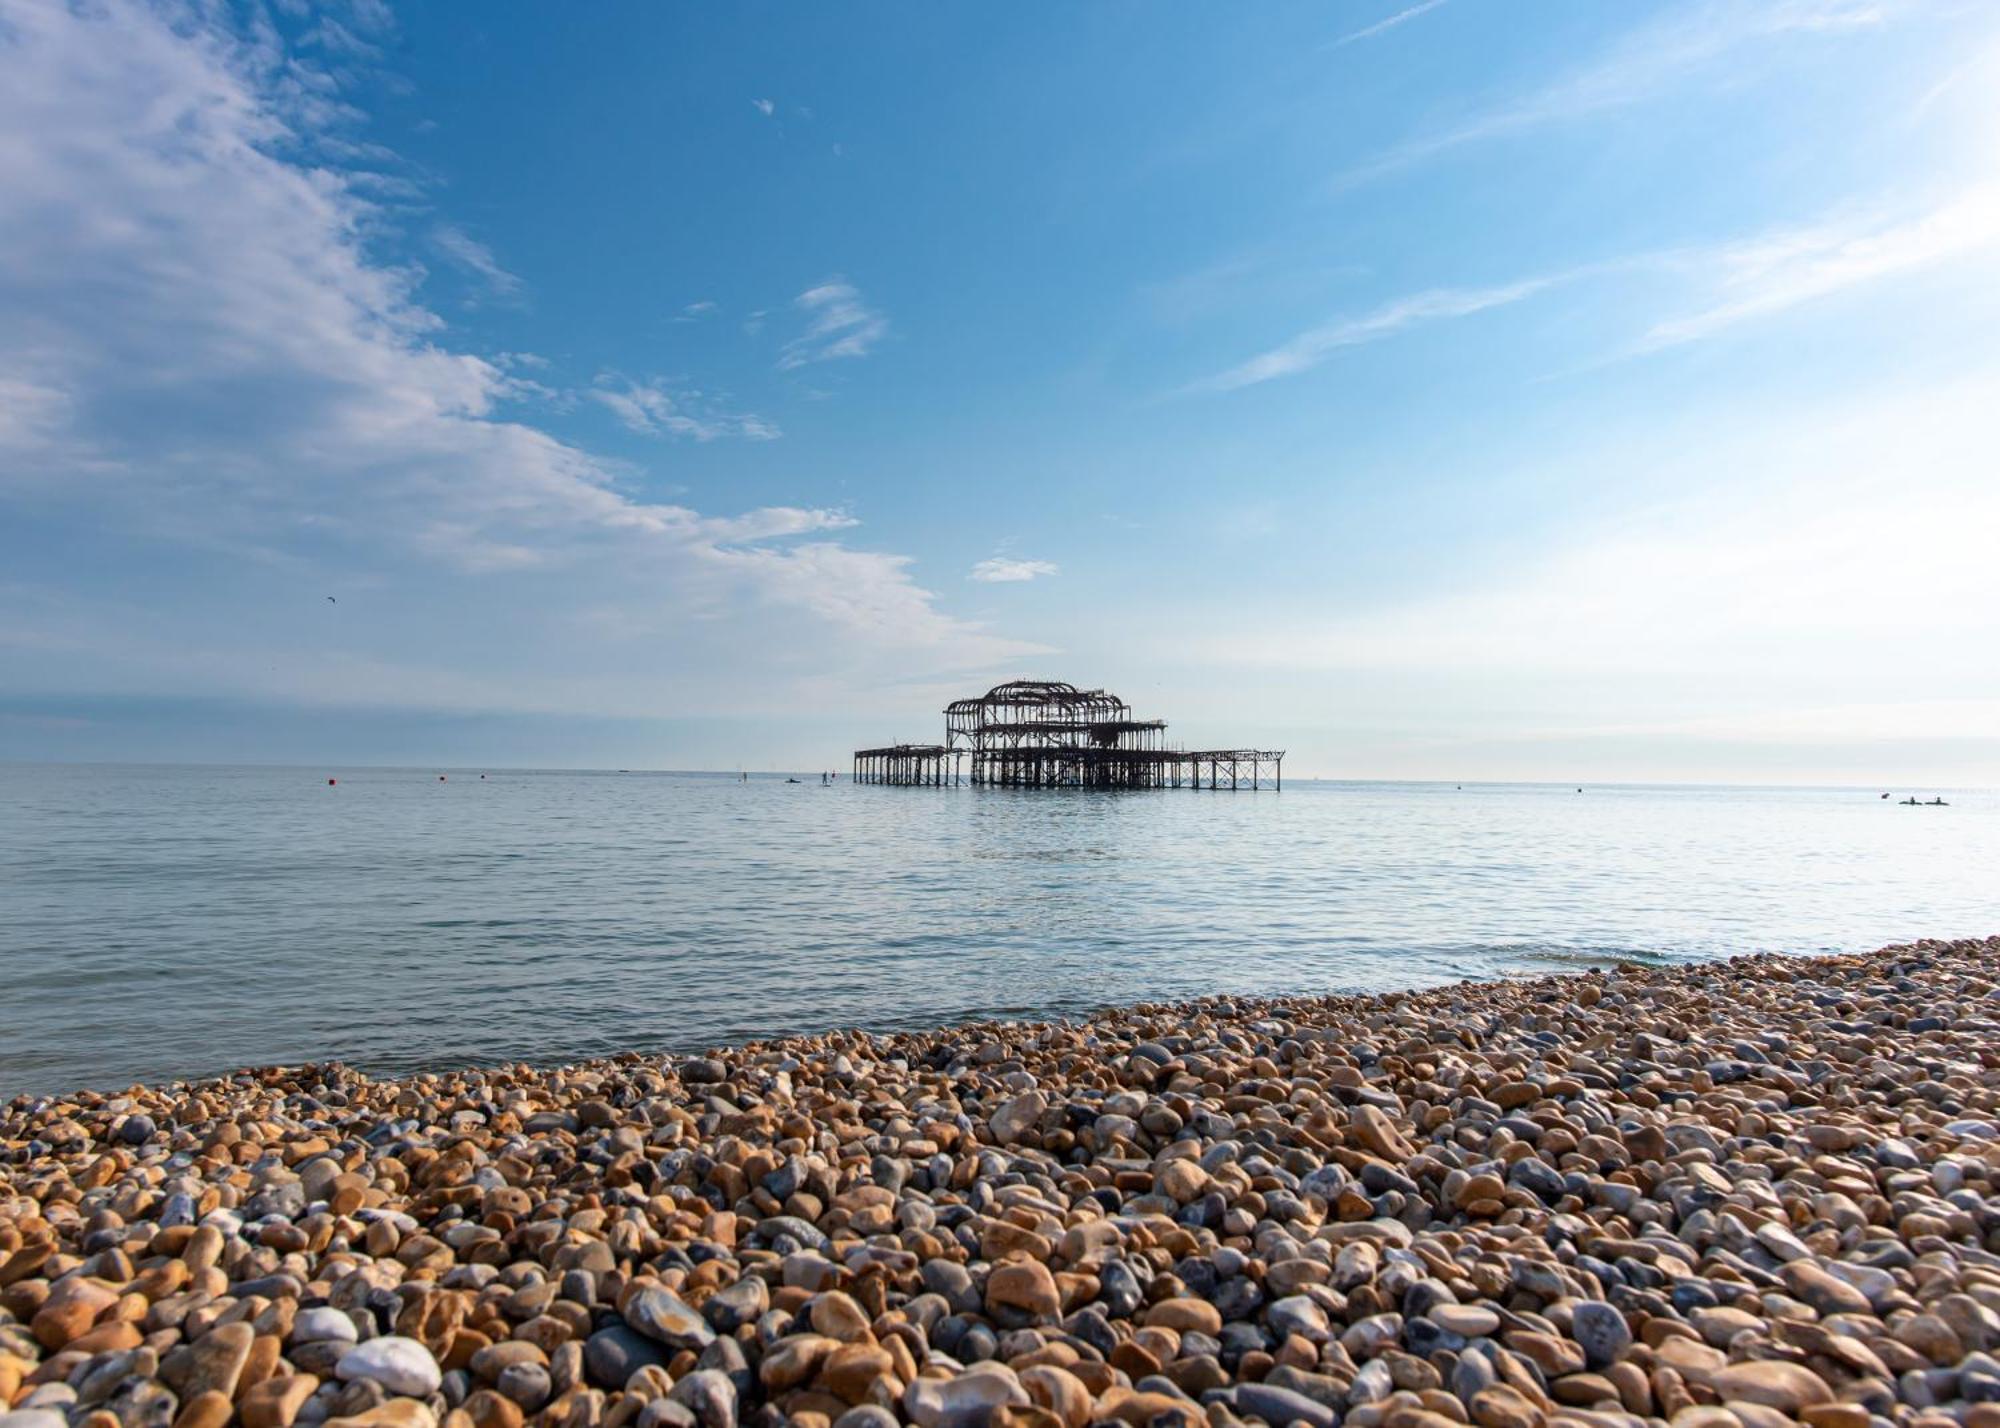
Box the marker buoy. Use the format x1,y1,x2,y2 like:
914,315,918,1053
328,778,336,786
439,775,447,781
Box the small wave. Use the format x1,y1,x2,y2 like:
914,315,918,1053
1501,946,1678,970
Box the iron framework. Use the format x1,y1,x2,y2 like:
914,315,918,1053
853,680,1283,790
851,744,954,787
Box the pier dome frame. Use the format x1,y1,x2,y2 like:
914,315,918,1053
855,678,1282,790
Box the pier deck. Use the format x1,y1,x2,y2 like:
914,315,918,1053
853,680,1282,790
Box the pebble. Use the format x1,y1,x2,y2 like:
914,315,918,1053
293,1307,360,1345
583,1326,670,1387
903,1364,1027,1426
3,935,1999,1428
1570,1300,1633,1368
334,1338,443,1398
1431,1304,1500,1338
626,1287,715,1351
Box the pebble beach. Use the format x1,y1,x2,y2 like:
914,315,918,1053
4,936,1999,1428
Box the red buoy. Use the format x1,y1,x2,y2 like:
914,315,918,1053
328,778,336,786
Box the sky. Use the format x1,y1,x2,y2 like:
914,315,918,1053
3,0,1999,782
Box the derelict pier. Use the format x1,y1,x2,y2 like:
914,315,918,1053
853,680,1282,790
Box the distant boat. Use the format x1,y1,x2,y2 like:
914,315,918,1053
1900,797,1949,806
785,777,802,783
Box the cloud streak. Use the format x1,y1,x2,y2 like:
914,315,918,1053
1192,176,2000,395
1191,278,1555,392
1644,185,2000,348
1336,0,1447,47
779,278,888,369
589,377,781,441
969,557,1058,583
1339,0,1894,186
431,224,521,300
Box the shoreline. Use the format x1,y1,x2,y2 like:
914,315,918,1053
3,935,1998,1428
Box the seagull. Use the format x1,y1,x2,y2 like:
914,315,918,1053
326,596,337,603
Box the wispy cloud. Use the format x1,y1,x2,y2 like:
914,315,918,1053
589,377,780,441
778,278,888,369
674,300,717,323
0,377,76,459
1171,375,2000,774
1340,0,1894,185
1191,278,1555,392
751,97,774,117
969,557,1058,583
1191,172,2000,395
1644,185,2000,348
1336,0,1447,47
431,224,521,300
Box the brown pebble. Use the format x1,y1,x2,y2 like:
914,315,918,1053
172,1389,235,1428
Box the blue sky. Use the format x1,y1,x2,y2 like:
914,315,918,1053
3,0,1999,780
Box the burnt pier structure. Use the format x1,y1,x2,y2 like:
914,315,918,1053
853,680,1283,790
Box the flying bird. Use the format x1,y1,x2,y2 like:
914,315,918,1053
326,596,336,603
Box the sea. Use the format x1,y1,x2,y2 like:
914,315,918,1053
1,763,1994,1097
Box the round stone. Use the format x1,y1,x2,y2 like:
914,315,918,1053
1569,1300,1632,1368
335,1338,442,1398
1432,1304,1500,1338
293,1308,359,1346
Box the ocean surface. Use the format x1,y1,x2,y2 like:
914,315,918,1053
2,764,1994,1096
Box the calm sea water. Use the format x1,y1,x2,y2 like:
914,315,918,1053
1,764,1994,1096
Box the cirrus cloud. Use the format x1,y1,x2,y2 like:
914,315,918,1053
778,278,888,369
969,557,1059,583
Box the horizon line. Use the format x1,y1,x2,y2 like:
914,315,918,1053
0,757,1986,794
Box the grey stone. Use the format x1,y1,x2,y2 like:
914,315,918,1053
702,1276,768,1333
666,1368,737,1428
584,1326,670,1389
293,1307,359,1345
1233,1383,1339,1428
1570,1299,1632,1368
1266,1294,1330,1342
625,1287,715,1351
334,1336,442,1398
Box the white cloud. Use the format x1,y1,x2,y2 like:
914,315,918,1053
1644,184,2000,348
1193,279,1554,391
0,0,1037,717
779,278,888,369
431,224,521,299
969,558,1058,583
1184,378,2000,734
589,376,780,441
674,300,717,322
0,377,76,458
1341,0,1895,184
751,97,774,117
1336,0,1446,47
